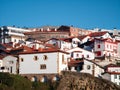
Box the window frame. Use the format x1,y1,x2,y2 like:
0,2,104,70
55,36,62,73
43,55,48,60
34,56,38,61
40,64,46,69
97,44,100,48
87,65,91,70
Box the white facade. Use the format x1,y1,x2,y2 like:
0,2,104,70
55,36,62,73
72,38,81,48
0,59,3,70
46,38,72,51
81,59,104,77
94,38,118,58
0,60,2,67
0,26,31,44
111,74,120,85
19,51,68,74
81,60,93,75
2,55,17,74
118,43,120,58
107,66,120,85
101,33,112,39
81,36,90,44
67,47,95,60
7,26,31,36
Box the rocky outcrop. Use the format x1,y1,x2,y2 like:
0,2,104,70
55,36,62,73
57,71,120,90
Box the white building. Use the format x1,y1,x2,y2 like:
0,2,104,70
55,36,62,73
89,31,112,39
81,59,104,77
46,38,72,51
66,47,96,73
0,26,32,44
94,38,118,60
102,65,120,86
67,47,95,60
2,55,17,74
107,66,120,85
0,55,4,72
18,48,69,74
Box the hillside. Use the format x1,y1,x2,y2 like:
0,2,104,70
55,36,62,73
57,71,120,90
0,72,120,90
0,72,57,90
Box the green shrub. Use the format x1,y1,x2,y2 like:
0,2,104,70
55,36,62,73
0,73,32,90
0,73,59,90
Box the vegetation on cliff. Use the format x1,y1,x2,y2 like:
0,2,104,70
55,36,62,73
57,71,120,90
0,72,58,90
0,72,120,90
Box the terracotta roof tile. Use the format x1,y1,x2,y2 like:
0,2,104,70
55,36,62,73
77,35,88,40
18,46,69,54
68,58,84,67
89,31,108,37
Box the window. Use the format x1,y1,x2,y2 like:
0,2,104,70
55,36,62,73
9,61,14,64
73,41,76,44
14,39,16,42
87,55,89,58
87,65,91,70
62,54,65,64
76,54,79,57
21,58,24,62
97,45,100,48
43,55,48,60
71,52,74,57
82,55,84,58
107,45,109,48
68,67,71,70
97,51,101,56
110,45,112,49
114,75,117,79
34,56,38,61
40,64,46,69
119,75,120,80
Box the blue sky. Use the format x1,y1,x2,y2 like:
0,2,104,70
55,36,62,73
0,0,120,29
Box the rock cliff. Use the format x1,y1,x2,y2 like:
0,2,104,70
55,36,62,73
57,71,120,90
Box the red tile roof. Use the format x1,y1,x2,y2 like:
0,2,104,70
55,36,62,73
0,43,13,49
77,35,88,40
89,31,108,37
95,38,118,44
68,58,84,67
0,55,4,59
18,46,69,55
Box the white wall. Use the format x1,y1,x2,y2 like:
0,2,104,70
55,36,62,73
72,38,81,48
2,56,17,74
111,74,120,85
19,52,68,74
0,60,2,67
81,60,93,75
58,52,68,73
61,41,71,51
118,43,120,58
82,36,90,44
108,67,120,72
102,33,112,39
81,60,104,77
19,53,58,74
67,47,95,60
94,65,104,77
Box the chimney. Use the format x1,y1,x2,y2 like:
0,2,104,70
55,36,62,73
41,28,43,32
113,28,118,35
47,28,50,31
55,28,57,31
